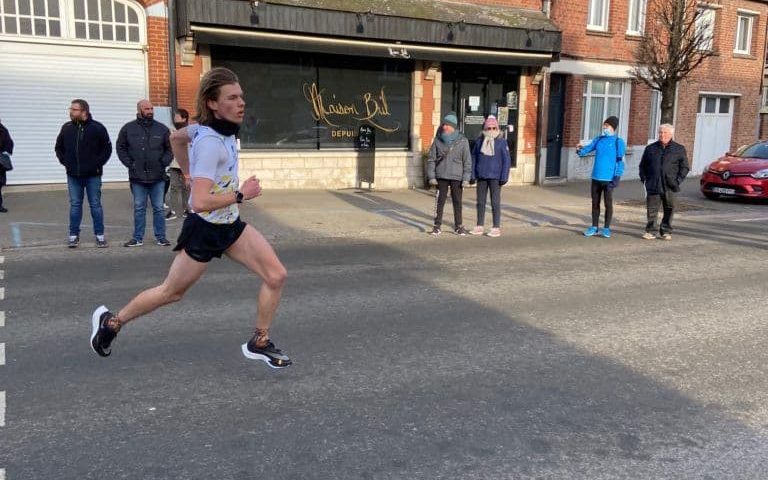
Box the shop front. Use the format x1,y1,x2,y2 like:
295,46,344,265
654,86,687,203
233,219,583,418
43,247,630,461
174,0,561,189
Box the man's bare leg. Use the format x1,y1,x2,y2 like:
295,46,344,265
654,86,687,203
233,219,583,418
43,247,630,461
116,250,208,325
225,224,290,368
91,250,208,357
225,225,287,342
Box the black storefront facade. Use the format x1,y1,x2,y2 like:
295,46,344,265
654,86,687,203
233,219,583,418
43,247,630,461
174,0,561,189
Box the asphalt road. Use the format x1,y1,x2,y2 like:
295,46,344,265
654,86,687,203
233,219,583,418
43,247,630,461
1,189,767,479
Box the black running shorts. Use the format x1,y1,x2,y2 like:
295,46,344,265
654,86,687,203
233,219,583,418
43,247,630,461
173,213,247,263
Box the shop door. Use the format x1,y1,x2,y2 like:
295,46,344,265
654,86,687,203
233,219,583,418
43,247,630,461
442,67,520,168
545,74,566,178
458,81,502,142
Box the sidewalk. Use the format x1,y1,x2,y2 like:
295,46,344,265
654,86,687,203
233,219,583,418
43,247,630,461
0,178,751,249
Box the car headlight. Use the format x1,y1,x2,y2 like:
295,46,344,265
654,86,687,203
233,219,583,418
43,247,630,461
751,169,768,179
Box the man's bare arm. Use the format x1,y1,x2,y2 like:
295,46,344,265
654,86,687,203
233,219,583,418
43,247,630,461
170,127,190,178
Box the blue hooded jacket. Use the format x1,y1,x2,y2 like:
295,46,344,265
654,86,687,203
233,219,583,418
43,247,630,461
577,134,626,182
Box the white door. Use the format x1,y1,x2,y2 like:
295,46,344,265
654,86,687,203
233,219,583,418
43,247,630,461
0,41,147,184
692,96,734,175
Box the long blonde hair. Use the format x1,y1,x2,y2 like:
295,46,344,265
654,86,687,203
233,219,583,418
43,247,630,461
194,67,240,125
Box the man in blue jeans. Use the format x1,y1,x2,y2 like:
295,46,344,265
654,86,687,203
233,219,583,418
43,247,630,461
117,99,172,247
55,99,112,248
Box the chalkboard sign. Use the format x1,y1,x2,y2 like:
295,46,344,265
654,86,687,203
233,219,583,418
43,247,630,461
357,125,375,150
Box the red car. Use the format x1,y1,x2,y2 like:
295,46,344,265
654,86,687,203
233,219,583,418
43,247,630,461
700,140,768,199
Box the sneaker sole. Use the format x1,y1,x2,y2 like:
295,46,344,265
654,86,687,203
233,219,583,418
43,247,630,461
241,343,290,369
90,305,108,355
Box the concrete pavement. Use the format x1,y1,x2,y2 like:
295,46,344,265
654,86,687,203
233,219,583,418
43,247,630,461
1,178,765,249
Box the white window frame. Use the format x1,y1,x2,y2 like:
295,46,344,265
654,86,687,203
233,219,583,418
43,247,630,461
0,0,64,37
626,0,647,36
0,0,145,46
734,12,755,55
587,0,610,32
580,78,630,142
695,7,715,52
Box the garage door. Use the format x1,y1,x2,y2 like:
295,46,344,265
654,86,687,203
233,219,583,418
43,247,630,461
0,0,148,185
692,96,734,175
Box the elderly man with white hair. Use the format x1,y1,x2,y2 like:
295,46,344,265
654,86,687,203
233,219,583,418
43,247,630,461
639,123,690,240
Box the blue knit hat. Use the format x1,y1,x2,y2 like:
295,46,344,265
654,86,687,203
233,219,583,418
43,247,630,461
442,112,458,129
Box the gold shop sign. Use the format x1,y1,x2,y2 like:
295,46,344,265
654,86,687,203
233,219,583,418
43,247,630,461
303,82,401,137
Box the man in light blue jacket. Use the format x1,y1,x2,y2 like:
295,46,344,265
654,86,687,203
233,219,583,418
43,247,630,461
576,115,626,238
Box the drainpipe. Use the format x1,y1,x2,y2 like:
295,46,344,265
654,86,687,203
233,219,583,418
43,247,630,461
167,0,178,112
543,0,552,18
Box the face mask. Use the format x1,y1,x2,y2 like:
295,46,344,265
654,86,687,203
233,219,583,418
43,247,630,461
603,128,613,136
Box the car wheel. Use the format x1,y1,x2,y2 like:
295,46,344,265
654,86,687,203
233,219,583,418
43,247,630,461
703,192,719,200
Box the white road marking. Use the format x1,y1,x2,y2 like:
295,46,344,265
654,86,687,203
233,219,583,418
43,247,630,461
0,270,4,279
1,467,5,479
0,311,4,327
0,343,4,366
731,216,768,223
0,391,5,427
0,256,4,264
0,288,4,301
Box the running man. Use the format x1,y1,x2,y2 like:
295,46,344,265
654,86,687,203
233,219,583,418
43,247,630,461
90,67,291,368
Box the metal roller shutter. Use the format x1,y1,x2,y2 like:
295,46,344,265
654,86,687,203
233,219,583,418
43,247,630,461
0,40,147,184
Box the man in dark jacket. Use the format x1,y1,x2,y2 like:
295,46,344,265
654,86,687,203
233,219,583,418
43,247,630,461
0,118,14,213
639,123,690,240
426,112,472,236
55,99,112,248
117,99,172,247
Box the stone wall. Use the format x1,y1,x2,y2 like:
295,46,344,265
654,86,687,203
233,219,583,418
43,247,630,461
239,151,422,189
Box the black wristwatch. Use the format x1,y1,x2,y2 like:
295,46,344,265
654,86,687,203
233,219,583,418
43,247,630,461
234,190,244,204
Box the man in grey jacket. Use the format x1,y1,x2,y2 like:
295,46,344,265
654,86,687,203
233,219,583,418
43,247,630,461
117,99,172,247
426,112,472,236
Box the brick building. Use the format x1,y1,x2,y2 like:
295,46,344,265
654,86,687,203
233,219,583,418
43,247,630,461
545,0,768,182
3,0,766,187
171,0,560,189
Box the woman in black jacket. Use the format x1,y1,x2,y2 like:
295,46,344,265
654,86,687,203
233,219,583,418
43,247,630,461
0,118,14,212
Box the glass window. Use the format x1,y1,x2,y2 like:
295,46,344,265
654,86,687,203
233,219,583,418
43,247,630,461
581,79,624,140
114,3,124,22
648,90,661,142
18,0,31,16
718,98,730,114
4,16,17,33
100,0,111,21
734,14,754,54
212,47,413,150
34,17,45,34
33,0,45,16
627,0,646,34
74,0,85,19
737,142,768,159
74,21,86,38
87,0,98,20
3,0,17,14
588,0,609,31
696,8,715,51
19,17,31,34
47,0,58,17
48,18,60,36
71,0,142,44
704,97,717,113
